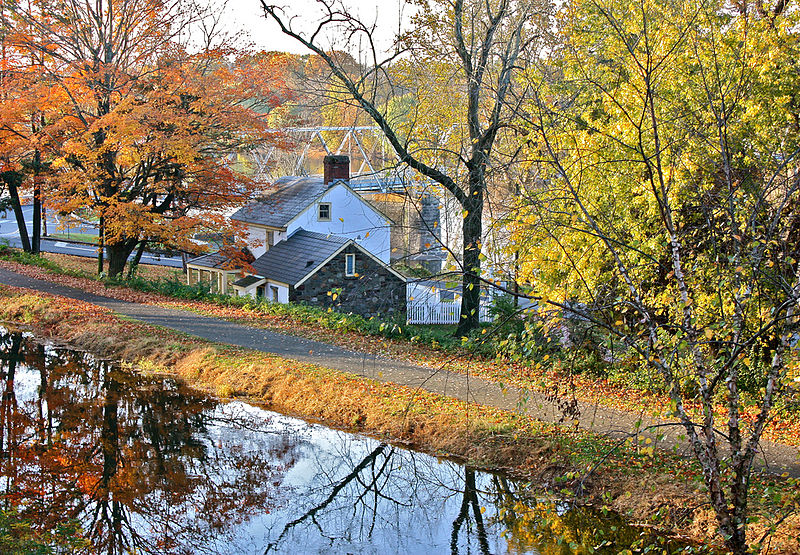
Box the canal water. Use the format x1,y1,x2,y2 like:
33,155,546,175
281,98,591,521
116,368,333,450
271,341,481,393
0,328,704,554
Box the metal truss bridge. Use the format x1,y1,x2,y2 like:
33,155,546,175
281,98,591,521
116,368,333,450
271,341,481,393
248,126,443,193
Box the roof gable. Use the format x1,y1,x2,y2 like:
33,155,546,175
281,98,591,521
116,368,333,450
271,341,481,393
284,179,393,228
251,228,406,287
232,176,393,230
295,238,407,286
251,229,350,286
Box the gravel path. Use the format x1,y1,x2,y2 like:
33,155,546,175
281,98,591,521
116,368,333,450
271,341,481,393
1,266,797,475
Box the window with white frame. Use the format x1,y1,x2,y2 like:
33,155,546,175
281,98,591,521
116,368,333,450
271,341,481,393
345,253,356,277
318,202,331,221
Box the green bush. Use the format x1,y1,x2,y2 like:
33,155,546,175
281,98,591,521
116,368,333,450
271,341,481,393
0,508,88,554
104,274,213,300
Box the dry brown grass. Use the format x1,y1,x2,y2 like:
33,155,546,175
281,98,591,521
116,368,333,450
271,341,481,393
72,332,563,473
0,285,565,474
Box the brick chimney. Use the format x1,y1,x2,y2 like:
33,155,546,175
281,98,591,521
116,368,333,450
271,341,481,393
323,155,350,186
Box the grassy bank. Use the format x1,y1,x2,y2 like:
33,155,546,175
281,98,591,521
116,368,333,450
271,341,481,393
1,287,799,552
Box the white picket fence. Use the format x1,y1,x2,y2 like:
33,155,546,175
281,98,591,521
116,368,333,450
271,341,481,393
406,302,493,325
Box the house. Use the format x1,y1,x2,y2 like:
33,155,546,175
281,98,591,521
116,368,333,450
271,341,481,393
231,155,391,263
186,156,406,318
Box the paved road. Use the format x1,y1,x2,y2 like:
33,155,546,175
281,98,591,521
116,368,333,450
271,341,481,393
0,266,797,475
0,205,184,267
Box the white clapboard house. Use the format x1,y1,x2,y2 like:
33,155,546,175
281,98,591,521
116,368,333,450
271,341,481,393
186,156,407,318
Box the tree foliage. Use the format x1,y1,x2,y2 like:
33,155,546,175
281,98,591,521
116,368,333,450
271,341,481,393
513,0,800,551
2,0,292,276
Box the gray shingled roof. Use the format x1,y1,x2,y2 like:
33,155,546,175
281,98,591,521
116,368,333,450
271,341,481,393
231,176,327,228
251,229,349,286
186,251,231,269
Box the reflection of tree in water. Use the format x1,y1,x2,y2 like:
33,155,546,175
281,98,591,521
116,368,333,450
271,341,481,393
450,469,491,555
490,477,702,554
262,439,500,555
0,328,698,554
259,434,697,555
0,329,301,554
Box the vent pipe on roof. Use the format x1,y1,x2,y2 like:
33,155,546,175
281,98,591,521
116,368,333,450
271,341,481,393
323,155,350,186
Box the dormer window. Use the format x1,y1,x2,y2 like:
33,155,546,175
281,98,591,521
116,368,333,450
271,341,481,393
318,202,331,221
345,253,356,277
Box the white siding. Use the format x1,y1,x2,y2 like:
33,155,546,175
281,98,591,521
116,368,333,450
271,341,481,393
245,225,269,258
235,279,289,304
235,280,261,298
269,282,290,303
246,226,288,258
287,183,391,263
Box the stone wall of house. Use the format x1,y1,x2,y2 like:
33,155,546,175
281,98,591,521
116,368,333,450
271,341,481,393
290,244,406,319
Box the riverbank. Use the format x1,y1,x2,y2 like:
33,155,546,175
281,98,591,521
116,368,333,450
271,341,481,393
1,286,798,552
2,249,799,452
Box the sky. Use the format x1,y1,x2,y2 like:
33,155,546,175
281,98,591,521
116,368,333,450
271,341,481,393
218,0,413,55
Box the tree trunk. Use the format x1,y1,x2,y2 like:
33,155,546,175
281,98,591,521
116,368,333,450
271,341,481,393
98,365,120,504
31,171,41,254
106,238,138,278
97,215,105,275
30,110,43,252
126,239,147,279
455,180,484,337
3,171,31,253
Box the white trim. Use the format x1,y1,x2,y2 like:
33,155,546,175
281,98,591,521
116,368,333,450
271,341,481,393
317,202,332,221
345,253,356,276
231,217,287,232
245,222,286,232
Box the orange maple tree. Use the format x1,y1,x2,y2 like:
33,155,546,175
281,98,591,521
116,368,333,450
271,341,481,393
0,2,65,254
2,0,293,277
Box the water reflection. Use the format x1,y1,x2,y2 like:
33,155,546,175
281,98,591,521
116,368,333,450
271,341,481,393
0,328,700,554
0,329,298,554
